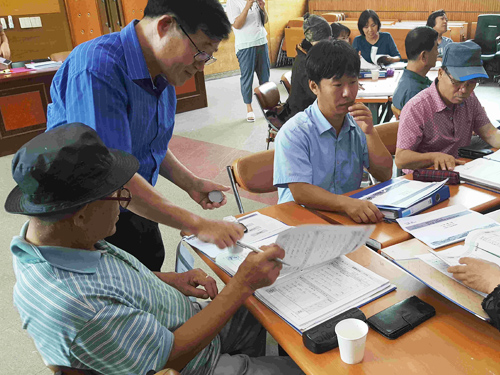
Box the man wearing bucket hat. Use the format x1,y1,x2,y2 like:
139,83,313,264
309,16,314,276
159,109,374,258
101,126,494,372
395,40,500,172
6,123,302,375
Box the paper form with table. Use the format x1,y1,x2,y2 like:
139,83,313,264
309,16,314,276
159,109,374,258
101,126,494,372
185,212,395,333
396,205,500,249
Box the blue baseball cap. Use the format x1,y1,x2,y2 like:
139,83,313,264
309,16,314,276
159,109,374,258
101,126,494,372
442,40,488,81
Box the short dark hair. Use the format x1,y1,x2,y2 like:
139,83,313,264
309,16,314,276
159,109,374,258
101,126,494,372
405,26,439,60
426,9,447,28
331,22,351,39
144,0,231,40
358,10,381,36
306,40,360,85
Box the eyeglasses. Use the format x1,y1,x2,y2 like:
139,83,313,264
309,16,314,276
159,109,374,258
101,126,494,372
444,69,478,89
99,187,132,209
178,23,217,66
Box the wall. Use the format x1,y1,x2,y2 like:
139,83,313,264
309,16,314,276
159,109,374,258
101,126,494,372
0,0,73,62
206,0,308,76
309,0,500,29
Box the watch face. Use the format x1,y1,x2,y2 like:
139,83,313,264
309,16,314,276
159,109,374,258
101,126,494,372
208,190,224,203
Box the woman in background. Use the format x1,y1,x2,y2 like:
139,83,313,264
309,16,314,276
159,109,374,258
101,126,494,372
0,23,11,60
352,9,400,64
226,0,270,122
427,9,453,57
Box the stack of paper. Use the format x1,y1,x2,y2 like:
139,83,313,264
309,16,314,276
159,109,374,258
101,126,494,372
455,154,500,190
187,213,395,333
396,205,500,249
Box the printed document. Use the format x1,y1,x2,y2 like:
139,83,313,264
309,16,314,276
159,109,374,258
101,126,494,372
454,158,500,190
396,205,500,249
214,224,395,332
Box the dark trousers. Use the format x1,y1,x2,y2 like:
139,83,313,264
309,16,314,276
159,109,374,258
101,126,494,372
105,211,165,272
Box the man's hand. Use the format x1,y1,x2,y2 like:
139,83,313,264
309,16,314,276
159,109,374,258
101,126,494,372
155,269,218,299
232,244,284,291
188,178,230,210
447,258,500,294
195,219,244,249
256,0,266,10
431,152,465,170
344,197,384,223
348,103,374,135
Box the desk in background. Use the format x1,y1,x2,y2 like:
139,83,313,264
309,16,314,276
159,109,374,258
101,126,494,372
312,174,500,250
0,67,208,157
193,202,500,375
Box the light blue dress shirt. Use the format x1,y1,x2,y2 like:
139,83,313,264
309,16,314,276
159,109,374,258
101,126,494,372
47,20,176,186
11,222,220,375
273,101,370,204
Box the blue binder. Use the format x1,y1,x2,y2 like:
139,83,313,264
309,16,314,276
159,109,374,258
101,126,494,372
350,180,450,220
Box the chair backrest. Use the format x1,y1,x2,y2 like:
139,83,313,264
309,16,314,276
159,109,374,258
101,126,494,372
254,82,281,111
231,150,276,194
227,150,276,213
475,14,500,54
391,104,401,120
50,50,72,62
374,121,399,155
280,71,292,94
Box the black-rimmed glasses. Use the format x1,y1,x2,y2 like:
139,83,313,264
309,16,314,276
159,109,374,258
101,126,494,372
178,24,217,66
444,68,478,89
100,187,132,209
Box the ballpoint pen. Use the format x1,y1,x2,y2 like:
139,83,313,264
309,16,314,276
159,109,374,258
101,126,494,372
236,240,290,266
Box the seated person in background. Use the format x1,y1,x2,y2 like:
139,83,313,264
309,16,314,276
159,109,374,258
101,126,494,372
280,13,332,123
352,9,400,65
331,22,351,42
274,40,393,224
426,9,453,58
0,23,10,60
6,123,302,375
448,258,500,331
392,26,438,110
395,41,500,173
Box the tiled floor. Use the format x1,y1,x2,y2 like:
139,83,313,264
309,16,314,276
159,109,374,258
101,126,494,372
0,65,499,374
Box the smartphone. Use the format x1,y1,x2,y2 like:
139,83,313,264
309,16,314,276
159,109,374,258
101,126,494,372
457,146,493,160
0,57,12,70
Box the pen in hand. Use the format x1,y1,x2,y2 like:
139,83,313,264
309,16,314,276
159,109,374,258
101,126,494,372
236,240,290,266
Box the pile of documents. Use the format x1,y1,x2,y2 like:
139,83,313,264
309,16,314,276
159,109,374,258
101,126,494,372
455,150,500,191
185,212,395,333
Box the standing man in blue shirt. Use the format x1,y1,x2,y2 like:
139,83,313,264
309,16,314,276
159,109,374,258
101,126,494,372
393,26,439,110
46,0,244,271
273,40,393,224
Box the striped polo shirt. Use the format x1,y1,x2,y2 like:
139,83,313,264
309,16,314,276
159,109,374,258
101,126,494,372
11,222,220,375
47,20,176,186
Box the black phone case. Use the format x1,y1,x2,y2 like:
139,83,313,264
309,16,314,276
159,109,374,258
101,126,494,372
367,296,435,340
302,307,366,354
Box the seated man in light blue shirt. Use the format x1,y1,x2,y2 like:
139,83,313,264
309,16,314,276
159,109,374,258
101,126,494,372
274,40,393,224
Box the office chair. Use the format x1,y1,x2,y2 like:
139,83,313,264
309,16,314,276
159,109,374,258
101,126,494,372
254,82,285,150
391,104,401,120
48,365,180,375
227,150,276,214
280,71,292,94
473,14,500,80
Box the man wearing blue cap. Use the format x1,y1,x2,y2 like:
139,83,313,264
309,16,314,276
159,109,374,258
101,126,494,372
395,40,500,172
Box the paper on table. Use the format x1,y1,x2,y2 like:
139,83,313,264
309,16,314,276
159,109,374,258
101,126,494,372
183,211,289,258
396,205,500,249
359,178,447,208
454,158,500,190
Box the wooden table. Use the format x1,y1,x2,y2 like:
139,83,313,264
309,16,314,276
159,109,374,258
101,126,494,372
194,202,500,374
312,175,500,250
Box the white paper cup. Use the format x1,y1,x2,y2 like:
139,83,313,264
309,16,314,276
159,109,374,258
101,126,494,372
371,69,379,81
335,318,369,364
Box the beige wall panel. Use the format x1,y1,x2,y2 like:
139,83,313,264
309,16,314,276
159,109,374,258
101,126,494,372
0,0,60,15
